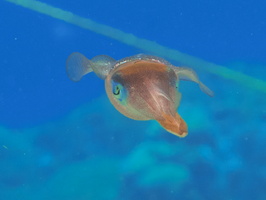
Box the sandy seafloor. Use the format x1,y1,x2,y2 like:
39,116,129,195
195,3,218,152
0,0,265,200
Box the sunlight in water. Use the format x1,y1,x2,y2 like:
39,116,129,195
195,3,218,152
5,0,266,93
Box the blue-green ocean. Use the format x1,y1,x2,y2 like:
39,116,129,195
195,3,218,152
0,0,265,199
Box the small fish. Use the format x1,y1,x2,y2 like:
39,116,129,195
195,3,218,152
66,53,213,137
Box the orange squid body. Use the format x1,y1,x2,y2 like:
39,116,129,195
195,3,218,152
105,60,188,137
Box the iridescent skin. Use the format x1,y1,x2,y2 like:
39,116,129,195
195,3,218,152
66,53,213,137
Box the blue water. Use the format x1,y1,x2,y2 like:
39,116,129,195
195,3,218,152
0,0,265,199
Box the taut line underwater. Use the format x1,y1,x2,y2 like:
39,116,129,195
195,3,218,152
5,0,266,94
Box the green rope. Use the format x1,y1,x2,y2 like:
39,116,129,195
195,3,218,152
5,0,266,93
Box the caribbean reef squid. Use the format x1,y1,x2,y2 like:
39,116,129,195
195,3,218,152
66,53,213,137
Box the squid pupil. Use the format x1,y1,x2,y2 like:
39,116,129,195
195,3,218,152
113,86,120,95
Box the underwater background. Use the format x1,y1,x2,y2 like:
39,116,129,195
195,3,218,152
0,0,266,199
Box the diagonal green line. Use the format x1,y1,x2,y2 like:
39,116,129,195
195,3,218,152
5,0,266,93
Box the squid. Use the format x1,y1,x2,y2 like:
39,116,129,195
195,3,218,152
66,53,213,137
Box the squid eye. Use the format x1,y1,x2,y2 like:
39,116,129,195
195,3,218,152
111,80,127,104
111,82,127,104
113,85,121,95
112,83,123,98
